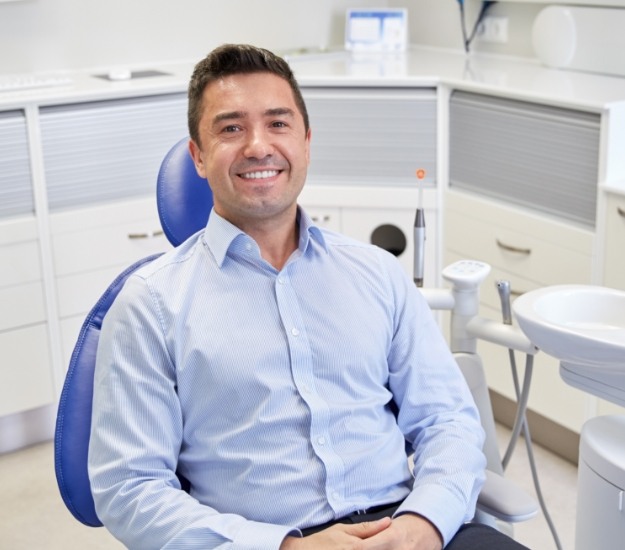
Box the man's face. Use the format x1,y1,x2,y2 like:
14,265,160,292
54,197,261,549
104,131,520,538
189,72,311,229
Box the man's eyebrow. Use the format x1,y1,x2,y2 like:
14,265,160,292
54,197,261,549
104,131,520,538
211,108,294,127
213,111,246,126
265,107,295,118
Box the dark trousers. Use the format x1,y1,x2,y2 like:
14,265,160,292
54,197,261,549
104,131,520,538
301,503,530,549
447,523,530,550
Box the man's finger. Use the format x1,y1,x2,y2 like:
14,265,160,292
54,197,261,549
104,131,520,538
340,517,393,538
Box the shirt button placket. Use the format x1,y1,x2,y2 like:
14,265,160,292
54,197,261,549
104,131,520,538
275,269,343,510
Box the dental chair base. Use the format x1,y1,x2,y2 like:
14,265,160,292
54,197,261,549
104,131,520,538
575,415,625,550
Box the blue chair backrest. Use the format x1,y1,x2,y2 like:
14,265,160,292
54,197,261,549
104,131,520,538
54,137,212,526
157,137,213,246
54,254,162,526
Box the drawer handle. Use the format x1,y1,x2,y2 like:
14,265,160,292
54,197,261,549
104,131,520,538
127,230,164,240
496,239,531,255
618,207,625,218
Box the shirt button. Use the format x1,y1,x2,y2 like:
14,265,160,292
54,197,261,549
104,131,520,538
332,492,340,500
318,436,326,445
291,328,300,337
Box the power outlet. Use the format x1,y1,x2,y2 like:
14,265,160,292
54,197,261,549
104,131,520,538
477,16,509,44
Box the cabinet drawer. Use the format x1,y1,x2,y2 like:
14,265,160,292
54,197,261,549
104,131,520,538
603,192,625,290
0,282,47,331
0,240,42,288
53,221,167,276
51,198,170,276
445,191,593,286
56,264,132,319
0,229,46,331
0,324,54,416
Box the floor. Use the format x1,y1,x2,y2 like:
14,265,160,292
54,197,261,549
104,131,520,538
0,423,577,549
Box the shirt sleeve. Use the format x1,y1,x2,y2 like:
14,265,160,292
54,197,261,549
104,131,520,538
88,274,298,550
380,253,487,545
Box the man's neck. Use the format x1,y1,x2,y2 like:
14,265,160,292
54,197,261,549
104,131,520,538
228,205,299,271
248,221,299,271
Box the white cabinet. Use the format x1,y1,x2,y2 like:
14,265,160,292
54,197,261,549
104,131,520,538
39,93,188,372
449,91,600,229
596,192,625,417
300,185,439,286
0,110,56,417
0,86,441,422
1,94,189,419
40,94,188,211
0,218,55,416
603,192,625,291
445,190,594,433
50,197,170,368
300,86,439,285
303,87,437,188
446,90,603,434
341,205,437,285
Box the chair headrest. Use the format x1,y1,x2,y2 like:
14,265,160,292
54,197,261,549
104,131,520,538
156,137,213,247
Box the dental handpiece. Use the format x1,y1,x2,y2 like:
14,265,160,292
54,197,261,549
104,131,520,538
496,280,513,325
413,208,426,287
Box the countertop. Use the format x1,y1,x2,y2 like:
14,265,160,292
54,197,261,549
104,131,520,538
3,46,625,113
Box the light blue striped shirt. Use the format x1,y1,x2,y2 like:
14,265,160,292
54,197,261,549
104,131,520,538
89,207,486,549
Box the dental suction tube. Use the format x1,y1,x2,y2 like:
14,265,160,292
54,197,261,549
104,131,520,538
496,280,512,325
413,208,426,287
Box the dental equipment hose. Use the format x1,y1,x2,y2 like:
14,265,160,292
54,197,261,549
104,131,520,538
496,281,563,550
456,1,497,53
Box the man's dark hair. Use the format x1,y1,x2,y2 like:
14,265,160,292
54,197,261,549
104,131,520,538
188,44,310,145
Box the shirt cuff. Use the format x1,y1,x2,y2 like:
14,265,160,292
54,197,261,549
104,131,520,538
393,483,471,546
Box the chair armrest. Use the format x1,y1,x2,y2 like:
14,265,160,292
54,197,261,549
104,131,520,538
476,470,539,523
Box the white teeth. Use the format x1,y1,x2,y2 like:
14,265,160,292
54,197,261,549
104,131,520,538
241,170,279,179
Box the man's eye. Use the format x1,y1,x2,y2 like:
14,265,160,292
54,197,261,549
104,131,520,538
272,121,287,128
223,125,241,133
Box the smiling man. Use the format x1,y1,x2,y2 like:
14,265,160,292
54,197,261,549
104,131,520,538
88,44,529,550
188,68,310,270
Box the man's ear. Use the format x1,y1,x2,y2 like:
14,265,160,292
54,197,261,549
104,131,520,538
305,128,312,165
188,139,206,178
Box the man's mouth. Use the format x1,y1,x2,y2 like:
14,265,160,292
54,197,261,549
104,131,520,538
240,170,280,180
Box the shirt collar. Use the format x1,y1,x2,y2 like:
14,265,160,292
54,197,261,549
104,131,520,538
202,206,327,268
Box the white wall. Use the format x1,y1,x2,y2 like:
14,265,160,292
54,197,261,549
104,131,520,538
0,0,383,74
3,0,624,76
0,0,562,76
393,0,543,59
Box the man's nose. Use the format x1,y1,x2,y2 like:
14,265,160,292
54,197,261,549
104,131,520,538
244,128,274,159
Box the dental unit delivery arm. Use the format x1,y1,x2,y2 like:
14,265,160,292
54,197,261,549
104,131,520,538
418,260,539,525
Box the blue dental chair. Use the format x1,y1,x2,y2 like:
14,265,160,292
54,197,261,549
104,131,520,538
54,137,211,527
53,137,537,530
